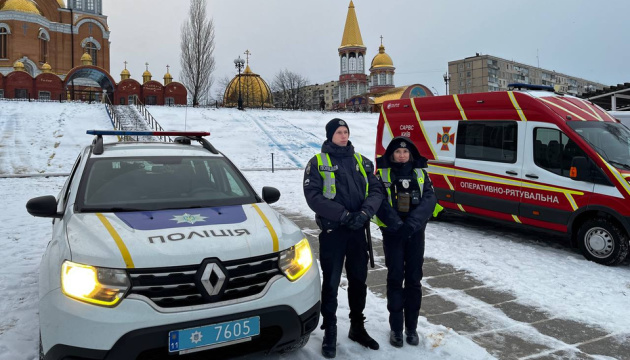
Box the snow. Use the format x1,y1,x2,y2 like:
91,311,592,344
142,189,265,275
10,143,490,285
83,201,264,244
1,101,628,360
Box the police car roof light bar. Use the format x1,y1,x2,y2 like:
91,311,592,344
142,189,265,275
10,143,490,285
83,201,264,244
86,130,211,137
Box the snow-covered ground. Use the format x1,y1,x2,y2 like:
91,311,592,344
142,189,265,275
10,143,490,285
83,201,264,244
1,101,628,360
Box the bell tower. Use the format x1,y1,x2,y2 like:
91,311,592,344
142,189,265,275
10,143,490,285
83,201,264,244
338,1,367,106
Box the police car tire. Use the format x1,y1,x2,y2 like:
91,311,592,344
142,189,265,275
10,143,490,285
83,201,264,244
577,218,629,266
278,334,310,354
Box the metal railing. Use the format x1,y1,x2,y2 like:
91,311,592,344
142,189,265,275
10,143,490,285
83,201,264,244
104,96,122,131
132,96,171,142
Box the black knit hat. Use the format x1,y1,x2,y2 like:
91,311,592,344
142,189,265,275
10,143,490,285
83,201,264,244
325,118,349,142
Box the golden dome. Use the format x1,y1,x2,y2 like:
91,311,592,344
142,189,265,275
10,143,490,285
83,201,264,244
57,0,65,7
371,44,394,68
41,62,52,73
80,52,93,65
340,0,364,48
13,60,25,71
223,65,274,108
121,68,130,76
143,70,152,77
1,0,43,15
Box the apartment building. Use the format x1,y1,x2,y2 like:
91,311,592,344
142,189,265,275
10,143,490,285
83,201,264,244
448,54,606,96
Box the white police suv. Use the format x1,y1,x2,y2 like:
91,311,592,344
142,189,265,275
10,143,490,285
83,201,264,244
26,130,321,360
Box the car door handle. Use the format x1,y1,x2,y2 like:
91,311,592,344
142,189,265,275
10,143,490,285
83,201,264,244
525,174,539,179
506,171,518,176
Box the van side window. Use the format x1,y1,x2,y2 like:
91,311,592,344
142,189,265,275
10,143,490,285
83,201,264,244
456,121,517,163
534,128,587,177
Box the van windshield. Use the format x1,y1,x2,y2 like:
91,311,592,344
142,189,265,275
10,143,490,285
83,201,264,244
567,122,630,169
76,156,257,212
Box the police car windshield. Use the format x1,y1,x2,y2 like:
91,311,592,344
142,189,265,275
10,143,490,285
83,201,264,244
568,122,630,168
76,156,257,212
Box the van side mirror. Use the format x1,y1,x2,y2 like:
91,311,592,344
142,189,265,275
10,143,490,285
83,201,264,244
569,156,590,181
26,195,62,218
262,187,281,204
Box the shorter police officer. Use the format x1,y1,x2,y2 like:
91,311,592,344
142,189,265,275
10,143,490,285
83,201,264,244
304,118,383,358
373,136,436,347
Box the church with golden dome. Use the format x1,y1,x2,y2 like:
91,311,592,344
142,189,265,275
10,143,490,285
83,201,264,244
223,51,273,108
0,0,186,104
336,1,432,111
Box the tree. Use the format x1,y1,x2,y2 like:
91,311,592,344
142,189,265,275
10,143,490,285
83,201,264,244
214,75,232,105
180,0,215,106
271,69,309,110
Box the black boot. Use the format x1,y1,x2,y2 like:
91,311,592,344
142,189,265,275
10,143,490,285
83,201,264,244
389,330,403,348
321,325,337,358
405,329,419,346
348,322,379,350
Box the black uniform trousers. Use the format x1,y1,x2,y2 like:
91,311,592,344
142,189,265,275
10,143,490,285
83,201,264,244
319,226,369,327
382,226,425,332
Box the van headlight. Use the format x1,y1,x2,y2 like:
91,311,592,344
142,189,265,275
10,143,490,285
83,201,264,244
279,239,313,281
61,261,130,307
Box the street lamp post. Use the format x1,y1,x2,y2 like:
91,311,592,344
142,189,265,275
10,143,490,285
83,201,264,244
234,56,245,110
443,72,451,95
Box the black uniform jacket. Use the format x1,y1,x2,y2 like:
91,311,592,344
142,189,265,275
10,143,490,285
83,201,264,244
303,140,383,227
375,136,437,234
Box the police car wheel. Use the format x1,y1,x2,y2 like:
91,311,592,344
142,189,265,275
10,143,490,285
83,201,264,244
577,218,629,266
278,334,310,354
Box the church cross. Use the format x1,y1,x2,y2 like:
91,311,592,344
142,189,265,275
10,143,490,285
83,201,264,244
380,35,383,45
145,62,149,71
166,64,170,73
244,49,251,65
124,61,127,69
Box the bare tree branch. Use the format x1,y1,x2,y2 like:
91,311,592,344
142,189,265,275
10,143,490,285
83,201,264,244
180,0,215,106
272,69,309,110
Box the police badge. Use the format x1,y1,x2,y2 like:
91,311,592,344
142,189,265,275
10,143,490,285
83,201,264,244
402,179,410,189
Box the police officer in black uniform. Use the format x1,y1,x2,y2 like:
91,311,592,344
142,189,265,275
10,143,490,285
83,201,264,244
303,118,383,358
374,136,436,348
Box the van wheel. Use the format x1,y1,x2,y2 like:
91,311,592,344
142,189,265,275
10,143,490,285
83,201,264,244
279,334,310,354
577,218,629,265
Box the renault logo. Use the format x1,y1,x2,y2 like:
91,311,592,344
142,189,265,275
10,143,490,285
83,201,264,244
200,263,226,296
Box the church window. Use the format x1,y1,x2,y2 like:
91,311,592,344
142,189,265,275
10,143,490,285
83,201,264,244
349,83,357,97
87,0,94,11
348,53,356,73
0,90,4,98
86,41,97,66
341,55,347,74
38,91,51,101
0,25,9,59
75,0,82,9
357,55,364,73
39,30,50,63
379,73,386,85
386,72,392,85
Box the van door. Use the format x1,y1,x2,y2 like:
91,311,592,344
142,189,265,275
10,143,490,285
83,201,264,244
453,120,525,222
520,122,594,232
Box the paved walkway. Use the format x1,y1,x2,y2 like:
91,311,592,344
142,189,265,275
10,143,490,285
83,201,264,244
285,213,630,360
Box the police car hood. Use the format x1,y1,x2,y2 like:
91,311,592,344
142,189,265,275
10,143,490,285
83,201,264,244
65,203,303,269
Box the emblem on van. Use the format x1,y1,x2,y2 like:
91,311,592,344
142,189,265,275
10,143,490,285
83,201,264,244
200,262,226,296
437,127,455,151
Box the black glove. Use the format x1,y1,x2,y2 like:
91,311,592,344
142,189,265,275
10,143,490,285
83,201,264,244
348,211,370,230
396,223,414,239
340,211,353,226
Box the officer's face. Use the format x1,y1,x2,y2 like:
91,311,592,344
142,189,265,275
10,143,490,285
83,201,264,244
332,127,349,146
393,148,410,163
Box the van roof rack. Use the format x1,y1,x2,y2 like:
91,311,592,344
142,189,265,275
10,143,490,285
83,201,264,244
508,83,555,92
86,130,217,155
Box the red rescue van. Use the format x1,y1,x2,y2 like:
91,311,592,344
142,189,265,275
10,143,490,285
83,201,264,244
375,84,630,265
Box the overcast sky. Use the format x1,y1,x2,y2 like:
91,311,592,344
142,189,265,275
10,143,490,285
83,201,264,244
104,0,629,97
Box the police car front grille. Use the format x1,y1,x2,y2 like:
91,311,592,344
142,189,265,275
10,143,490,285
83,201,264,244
126,253,283,308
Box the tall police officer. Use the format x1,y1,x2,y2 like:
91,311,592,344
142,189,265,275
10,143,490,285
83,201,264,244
304,118,383,358
373,136,436,348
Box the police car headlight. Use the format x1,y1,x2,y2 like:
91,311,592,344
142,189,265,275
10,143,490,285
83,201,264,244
61,261,130,307
279,239,313,281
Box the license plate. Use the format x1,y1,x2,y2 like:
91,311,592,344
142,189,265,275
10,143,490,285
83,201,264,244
168,316,260,354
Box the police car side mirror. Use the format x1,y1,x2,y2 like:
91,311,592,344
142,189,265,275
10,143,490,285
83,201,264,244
569,156,590,182
26,195,62,218
262,187,281,204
